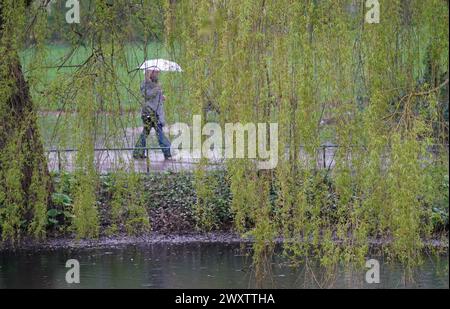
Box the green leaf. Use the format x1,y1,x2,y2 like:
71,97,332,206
51,193,72,207
47,208,61,217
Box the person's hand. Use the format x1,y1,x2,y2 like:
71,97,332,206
162,95,166,101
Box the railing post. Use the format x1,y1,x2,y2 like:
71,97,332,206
146,147,150,174
57,150,62,172
323,146,326,169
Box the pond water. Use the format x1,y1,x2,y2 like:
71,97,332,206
0,243,448,289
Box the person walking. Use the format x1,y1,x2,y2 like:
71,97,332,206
133,68,172,160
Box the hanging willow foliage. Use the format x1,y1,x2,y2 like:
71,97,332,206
166,0,449,270
1,0,164,241
0,0,52,243
0,1,448,275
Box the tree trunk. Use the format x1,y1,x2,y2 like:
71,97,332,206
0,1,52,240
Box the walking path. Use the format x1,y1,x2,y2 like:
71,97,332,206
46,145,338,174
45,123,341,173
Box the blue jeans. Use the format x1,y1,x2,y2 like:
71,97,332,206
134,113,171,159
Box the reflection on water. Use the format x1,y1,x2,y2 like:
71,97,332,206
0,243,448,289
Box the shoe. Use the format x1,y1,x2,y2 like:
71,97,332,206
164,156,174,161
133,154,147,159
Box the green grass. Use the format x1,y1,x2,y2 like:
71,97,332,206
21,43,189,147
38,112,143,148
20,42,185,113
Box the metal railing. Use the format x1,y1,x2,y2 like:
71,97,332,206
45,146,223,174
45,144,449,174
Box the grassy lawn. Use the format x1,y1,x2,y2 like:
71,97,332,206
23,34,436,149
20,42,185,113
21,42,189,147
38,112,142,148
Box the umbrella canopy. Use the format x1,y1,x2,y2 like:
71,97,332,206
139,59,183,73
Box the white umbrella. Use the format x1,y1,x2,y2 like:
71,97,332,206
139,59,183,73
